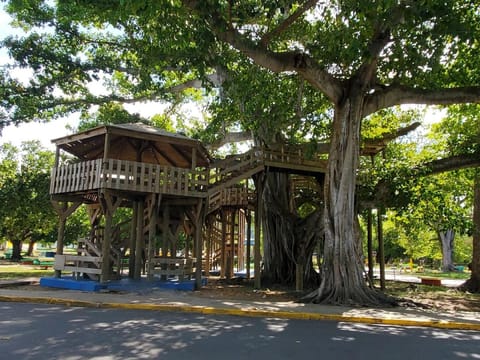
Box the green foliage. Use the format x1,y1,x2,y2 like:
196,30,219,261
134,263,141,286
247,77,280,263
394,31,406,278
433,104,480,156
0,141,57,256
77,103,145,132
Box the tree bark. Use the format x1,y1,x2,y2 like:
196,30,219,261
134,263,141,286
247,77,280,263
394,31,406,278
11,240,22,261
438,229,456,272
305,94,395,305
27,240,36,257
460,171,480,293
261,170,321,288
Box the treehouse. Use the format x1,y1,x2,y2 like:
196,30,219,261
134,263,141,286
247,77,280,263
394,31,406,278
50,123,211,286
48,122,330,290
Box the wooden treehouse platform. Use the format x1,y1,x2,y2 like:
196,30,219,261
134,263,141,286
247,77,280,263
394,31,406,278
48,123,327,290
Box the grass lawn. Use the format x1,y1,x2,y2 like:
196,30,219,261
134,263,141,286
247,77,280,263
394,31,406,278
0,263,55,280
419,271,470,280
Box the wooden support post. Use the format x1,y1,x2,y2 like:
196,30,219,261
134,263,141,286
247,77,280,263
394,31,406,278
220,209,227,278
254,176,264,289
52,201,81,278
147,195,159,280
226,210,235,279
129,201,138,278
194,200,205,289
134,198,145,280
246,210,252,279
367,208,374,284
101,210,113,283
100,192,122,283
378,208,386,291
205,217,212,277
295,263,304,292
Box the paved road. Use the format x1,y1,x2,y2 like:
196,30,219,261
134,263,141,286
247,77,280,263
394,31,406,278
0,302,479,360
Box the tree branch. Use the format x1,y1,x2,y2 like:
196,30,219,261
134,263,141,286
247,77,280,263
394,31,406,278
260,0,318,47
364,85,480,116
423,153,480,175
182,0,343,103
206,130,253,150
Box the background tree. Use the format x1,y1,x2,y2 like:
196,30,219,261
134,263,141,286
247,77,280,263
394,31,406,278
0,141,56,260
434,104,480,291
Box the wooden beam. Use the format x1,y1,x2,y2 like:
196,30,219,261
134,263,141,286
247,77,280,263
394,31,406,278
147,194,160,280
246,210,252,279
378,208,386,291
194,199,205,289
254,174,264,289
100,192,122,283
129,201,138,278
51,201,82,278
134,198,145,280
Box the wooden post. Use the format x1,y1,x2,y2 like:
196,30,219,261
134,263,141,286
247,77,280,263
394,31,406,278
147,195,159,280
129,201,138,278
226,210,235,279
220,209,227,278
367,208,374,284
295,263,304,292
377,208,386,290
101,210,113,283
194,200,205,289
134,198,145,280
254,176,264,289
205,217,212,277
100,193,121,283
191,148,197,170
246,210,252,279
52,201,81,278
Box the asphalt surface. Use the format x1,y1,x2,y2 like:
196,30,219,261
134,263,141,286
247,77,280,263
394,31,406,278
0,275,479,331
2,302,479,360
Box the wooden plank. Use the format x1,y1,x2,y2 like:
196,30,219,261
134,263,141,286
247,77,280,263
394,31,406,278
64,255,102,263
63,266,102,274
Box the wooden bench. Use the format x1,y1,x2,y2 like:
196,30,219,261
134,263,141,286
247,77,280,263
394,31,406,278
420,277,442,286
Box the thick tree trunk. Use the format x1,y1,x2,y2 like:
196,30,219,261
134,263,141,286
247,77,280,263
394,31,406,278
461,171,480,293
27,240,36,257
11,240,22,261
305,95,395,306
262,171,321,288
438,229,456,272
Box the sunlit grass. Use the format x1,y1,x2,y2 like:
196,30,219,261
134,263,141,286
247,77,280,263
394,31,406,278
0,263,55,280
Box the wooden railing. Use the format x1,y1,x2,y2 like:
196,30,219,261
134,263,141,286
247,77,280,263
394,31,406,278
262,146,328,171
50,147,326,199
50,158,209,197
147,257,196,281
54,254,102,279
209,148,263,185
208,187,255,213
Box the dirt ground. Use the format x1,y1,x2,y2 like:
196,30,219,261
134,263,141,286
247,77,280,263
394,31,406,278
195,277,480,312
2,275,480,312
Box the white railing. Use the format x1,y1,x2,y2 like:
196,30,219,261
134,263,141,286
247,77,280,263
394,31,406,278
50,158,209,197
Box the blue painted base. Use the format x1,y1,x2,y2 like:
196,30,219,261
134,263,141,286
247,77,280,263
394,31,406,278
40,277,106,291
39,276,208,293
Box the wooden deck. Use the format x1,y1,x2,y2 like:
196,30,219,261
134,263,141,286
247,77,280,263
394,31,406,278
50,147,327,200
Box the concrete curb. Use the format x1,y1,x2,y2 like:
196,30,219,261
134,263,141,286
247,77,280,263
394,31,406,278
1,294,479,331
